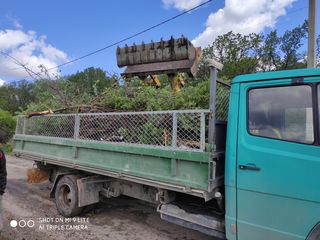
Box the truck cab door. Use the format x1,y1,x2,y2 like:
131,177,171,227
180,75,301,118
236,78,320,240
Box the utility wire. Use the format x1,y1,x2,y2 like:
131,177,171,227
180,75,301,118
1,0,213,80
0,51,42,79
286,6,308,15
48,2,308,71
271,6,308,30
47,0,213,70
1,2,308,81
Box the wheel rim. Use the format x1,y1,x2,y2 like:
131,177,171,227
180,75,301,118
58,184,72,208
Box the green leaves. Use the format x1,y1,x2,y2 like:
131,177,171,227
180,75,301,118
279,20,308,69
196,31,262,80
0,80,35,115
0,20,316,125
66,67,114,96
0,110,16,143
196,20,311,80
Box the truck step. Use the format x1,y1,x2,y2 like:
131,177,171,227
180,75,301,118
157,203,226,239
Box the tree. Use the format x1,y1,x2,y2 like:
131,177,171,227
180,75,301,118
0,80,35,114
258,30,281,71
196,31,262,81
66,67,114,96
196,20,309,81
21,67,119,113
2,21,315,119
278,20,308,69
0,110,15,143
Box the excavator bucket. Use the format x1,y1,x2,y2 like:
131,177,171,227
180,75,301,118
117,36,201,78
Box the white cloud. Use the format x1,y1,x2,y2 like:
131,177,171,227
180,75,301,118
162,0,208,10
0,78,5,86
0,29,69,79
163,0,295,48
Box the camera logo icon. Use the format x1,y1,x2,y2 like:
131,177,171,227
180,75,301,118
10,219,35,228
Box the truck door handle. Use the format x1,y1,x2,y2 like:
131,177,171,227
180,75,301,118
239,164,261,171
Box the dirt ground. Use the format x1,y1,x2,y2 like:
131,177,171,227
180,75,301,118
0,155,215,240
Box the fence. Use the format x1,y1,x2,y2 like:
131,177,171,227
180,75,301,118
16,110,211,152
15,81,230,152
216,81,230,121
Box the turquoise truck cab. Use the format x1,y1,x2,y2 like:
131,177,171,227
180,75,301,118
226,68,320,240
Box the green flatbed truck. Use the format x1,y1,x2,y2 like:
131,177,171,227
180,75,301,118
13,66,320,240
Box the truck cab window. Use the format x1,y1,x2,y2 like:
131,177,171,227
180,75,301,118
248,85,314,144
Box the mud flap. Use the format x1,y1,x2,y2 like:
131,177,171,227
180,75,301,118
77,176,109,207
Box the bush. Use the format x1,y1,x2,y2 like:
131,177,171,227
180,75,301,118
0,110,16,143
0,143,13,154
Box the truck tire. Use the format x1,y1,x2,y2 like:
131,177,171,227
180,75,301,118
307,223,320,240
54,175,83,217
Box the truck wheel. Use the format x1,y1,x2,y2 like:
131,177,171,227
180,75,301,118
55,175,83,217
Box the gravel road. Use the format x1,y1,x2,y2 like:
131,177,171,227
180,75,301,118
0,155,214,240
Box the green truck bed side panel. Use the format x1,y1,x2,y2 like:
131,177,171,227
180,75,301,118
13,135,210,190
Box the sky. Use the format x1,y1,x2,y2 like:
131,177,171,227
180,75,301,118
0,0,318,85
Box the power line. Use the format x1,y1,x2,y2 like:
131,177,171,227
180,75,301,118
48,2,308,72
271,6,308,30
287,6,308,15
47,0,213,71
1,1,213,80
2,1,305,80
0,51,42,79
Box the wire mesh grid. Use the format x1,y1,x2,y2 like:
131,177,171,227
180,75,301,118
15,116,24,134
78,111,208,151
23,115,75,138
216,82,230,121
176,112,204,150
17,110,209,152
79,112,174,146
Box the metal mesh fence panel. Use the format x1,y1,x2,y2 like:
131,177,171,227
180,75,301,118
16,110,208,151
78,110,208,151
24,115,75,138
216,82,230,121
15,116,24,134
176,112,205,150
79,112,173,146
